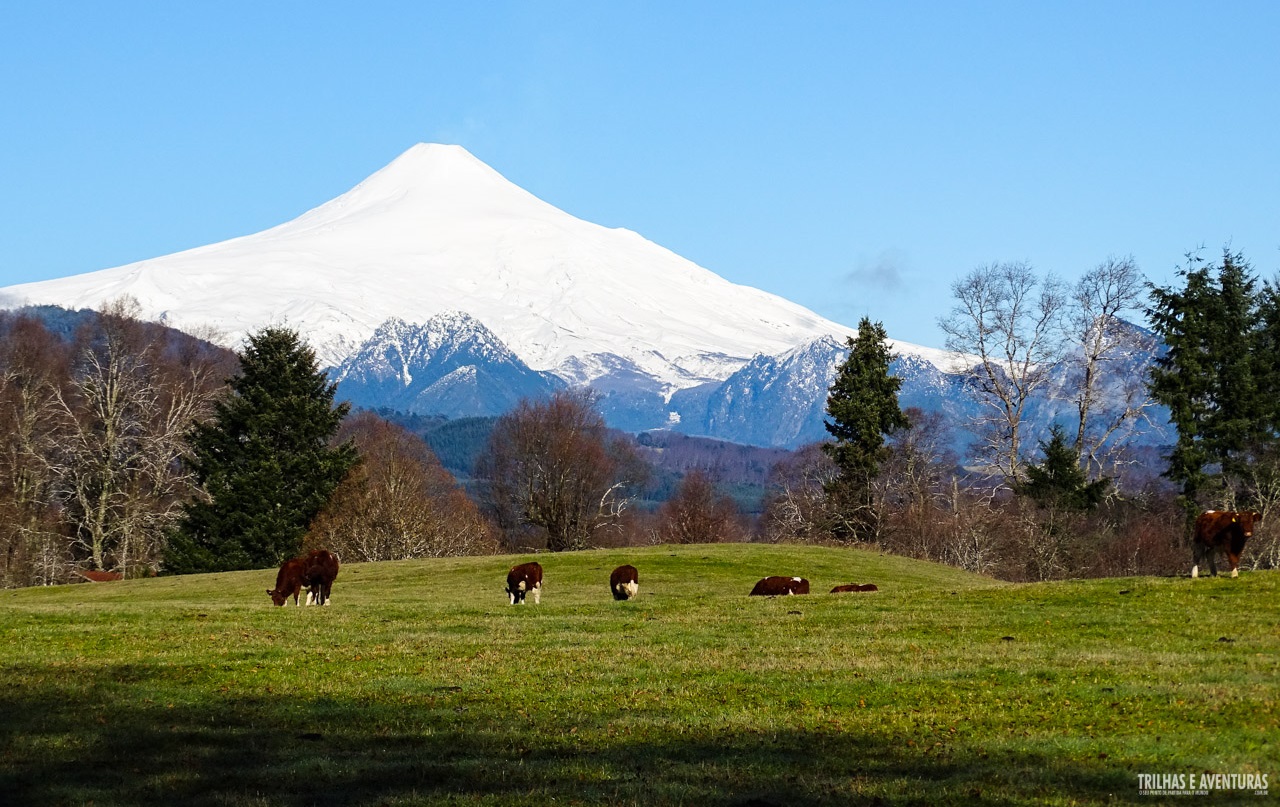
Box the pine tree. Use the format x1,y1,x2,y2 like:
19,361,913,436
1147,249,1263,513
1015,425,1109,511
822,318,910,540
167,327,357,572
1148,257,1217,509
1209,251,1262,480
1254,281,1280,438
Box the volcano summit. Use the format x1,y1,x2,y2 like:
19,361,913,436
1,144,952,387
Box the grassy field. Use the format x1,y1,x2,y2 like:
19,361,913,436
0,543,1275,806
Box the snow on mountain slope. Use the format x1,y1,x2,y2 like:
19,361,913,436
333,311,564,418
0,143,948,389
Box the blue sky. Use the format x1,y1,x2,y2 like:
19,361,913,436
2,1,1278,349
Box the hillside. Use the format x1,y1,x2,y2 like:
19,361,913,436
2,544,1275,805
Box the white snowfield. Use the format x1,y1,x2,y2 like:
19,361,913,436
0,143,953,388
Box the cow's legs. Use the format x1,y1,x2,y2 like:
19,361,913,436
1228,552,1241,578
532,582,541,605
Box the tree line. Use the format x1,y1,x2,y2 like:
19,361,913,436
783,248,1280,579
3,247,1279,587
0,301,231,586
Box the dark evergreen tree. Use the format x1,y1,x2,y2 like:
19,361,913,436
1254,280,1280,439
1148,256,1217,511
1015,425,1109,511
1211,252,1263,478
822,317,910,540
1147,249,1263,514
167,327,357,572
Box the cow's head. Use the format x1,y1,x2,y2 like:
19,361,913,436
266,588,288,606
1237,510,1263,536
506,579,526,605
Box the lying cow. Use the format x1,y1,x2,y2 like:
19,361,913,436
75,570,124,583
610,564,639,601
749,576,810,596
267,549,340,606
506,561,543,605
830,583,878,593
1192,509,1261,579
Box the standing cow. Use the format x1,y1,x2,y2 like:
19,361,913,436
302,549,340,605
1192,510,1261,579
267,549,340,606
610,564,639,600
506,561,543,605
749,576,810,596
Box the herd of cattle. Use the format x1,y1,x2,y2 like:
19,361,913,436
262,551,877,607
267,549,340,606
262,509,1262,607
499,564,880,605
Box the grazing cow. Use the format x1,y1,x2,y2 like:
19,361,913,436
268,556,308,606
610,564,639,600
749,576,810,596
75,570,124,583
506,561,543,605
301,549,340,605
1192,510,1261,579
830,583,878,593
267,549,340,606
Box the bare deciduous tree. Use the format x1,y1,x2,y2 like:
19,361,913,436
657,469,744,544
879,408,957,516
1235,449,1280,571
0,315,72,586
307,412,496,560
761,443,839,543
480,390,643,551
1065,257,1159,480
938,482,1009,576
51,299,225,577
940,262,1066,484
876,408,960,558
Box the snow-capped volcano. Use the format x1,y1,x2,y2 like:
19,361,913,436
0,143,946,391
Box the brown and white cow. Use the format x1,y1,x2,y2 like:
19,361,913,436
301,549,340,605
610,564,639,600
75,570,124,583
830,583,878,593
267,549,340,606
1192,510,1261,579
506,561,543,605
749,576,810,596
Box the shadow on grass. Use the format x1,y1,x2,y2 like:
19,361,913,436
1,664,1137,806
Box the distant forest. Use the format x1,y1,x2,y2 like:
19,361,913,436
382,408,787,514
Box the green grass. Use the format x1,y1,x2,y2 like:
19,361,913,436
1,544,1276,805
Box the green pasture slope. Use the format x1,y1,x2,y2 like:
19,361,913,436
1,544,1275,806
